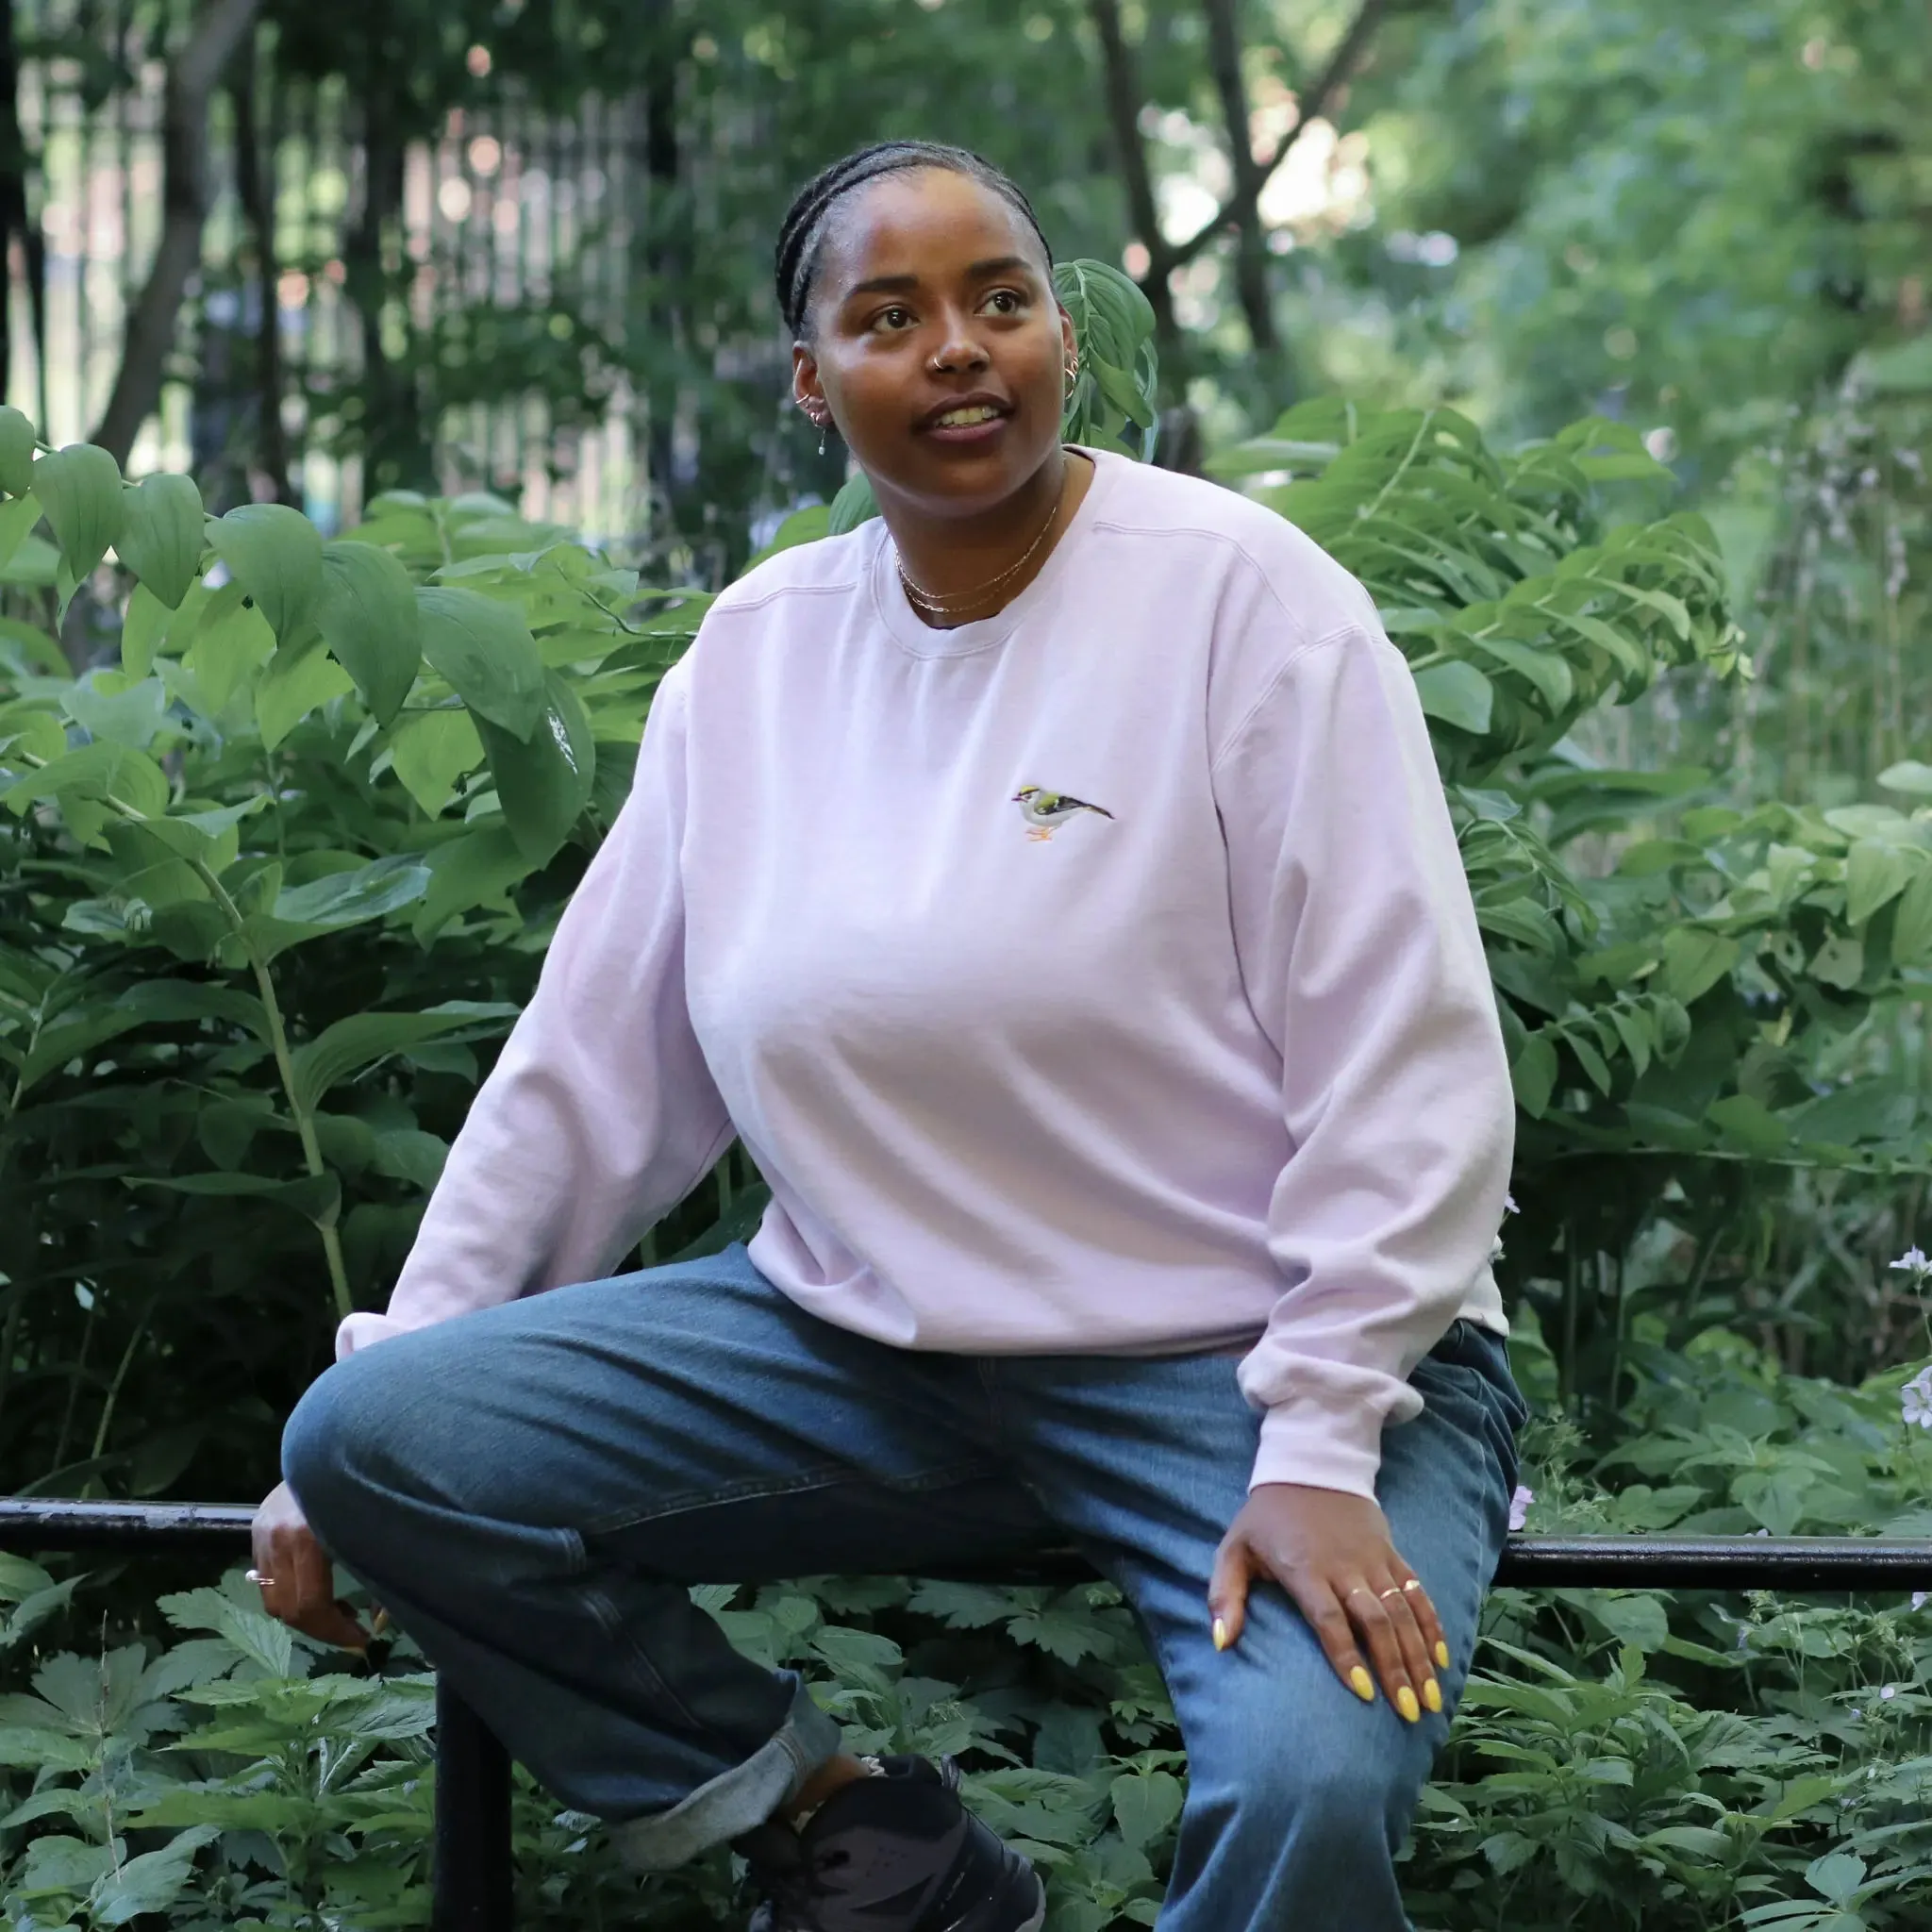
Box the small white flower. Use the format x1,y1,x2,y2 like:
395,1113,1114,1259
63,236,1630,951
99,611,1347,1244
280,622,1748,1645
1490,1237,1506,1263
1504,1193,1521,1216
1902,1367,1932,1430
1880,1684,1897,1701
1850,1708,1862,1722
1892,1246,1931,1279
1912,1591,1929,1612
1508,1485,1534,1531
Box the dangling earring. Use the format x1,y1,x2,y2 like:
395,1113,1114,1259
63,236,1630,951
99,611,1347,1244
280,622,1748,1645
1064,355,1080,398
818,420,827,458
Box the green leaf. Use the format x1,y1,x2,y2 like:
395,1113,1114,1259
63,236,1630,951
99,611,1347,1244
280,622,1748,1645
1845,841,1913,925
1659,927,1739,1004
1876,759,1932,798
477,670,596,863
1892,870,1932,967
388,708,486,816
0,491,42,573
827,472,881,535
4,739,169,817
116,473,205,608
61,672,169,749
291,1003,519,1117
1510,1031,1558,1117
208,502,324,641
1111,1770,1183,1851
255,631,354,751
185,584,275,712
122,582,170,676
1413,659,1495,734
1707,1093,1790,1157
412,824,535,936
88,1827,220,1926
0,405,36,495
417,585,545,739
272,856,431,930
32,443,125,581
318,538,422,724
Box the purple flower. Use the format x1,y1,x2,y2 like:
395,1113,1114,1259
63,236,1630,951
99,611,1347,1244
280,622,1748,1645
1902,1367,1932,1431
1508,1485,1534,1532
1891,1246,1930,1280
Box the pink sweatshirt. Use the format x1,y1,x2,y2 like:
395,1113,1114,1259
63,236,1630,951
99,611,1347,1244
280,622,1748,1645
343,448,1513,1499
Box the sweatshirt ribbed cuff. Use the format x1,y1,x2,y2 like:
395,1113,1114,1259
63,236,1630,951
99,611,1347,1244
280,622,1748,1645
1248,1381,1423,1500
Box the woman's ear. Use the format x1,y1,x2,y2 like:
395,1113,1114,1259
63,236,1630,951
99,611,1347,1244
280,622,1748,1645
1058,303,1078,369
791,342,826,417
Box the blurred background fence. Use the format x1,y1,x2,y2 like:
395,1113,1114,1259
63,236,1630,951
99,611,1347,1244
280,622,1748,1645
8,0,651,538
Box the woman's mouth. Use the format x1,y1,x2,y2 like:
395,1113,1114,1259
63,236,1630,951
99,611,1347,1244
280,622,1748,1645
920,400,1012,445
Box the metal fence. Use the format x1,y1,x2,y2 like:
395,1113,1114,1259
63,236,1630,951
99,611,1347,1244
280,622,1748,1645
10,0,649,537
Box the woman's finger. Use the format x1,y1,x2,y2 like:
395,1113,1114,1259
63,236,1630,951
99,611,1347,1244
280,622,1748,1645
1376,1571,1442,1716
1393,1566,1452,1674
1207,1530,1255,1652
1342,1580,1421,1722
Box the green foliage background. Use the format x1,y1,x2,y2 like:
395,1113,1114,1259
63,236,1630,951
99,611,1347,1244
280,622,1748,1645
4,0,1932,1896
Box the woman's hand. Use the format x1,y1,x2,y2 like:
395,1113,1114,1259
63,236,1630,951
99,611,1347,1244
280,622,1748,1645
1208,1483,1449,1722
250,1482,372,1651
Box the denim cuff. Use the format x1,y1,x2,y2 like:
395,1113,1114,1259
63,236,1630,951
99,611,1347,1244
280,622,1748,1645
608,1674,842,1873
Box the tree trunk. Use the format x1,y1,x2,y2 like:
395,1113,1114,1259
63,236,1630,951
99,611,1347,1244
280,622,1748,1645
231,47,292,503
344,63,430,496
1087,0,1184,387
1200,0,1278,357
1168,0,1388,275
92,0,263,467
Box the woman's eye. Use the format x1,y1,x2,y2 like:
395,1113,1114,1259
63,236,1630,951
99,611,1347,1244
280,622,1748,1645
984,289,1026,315
874,306,915,331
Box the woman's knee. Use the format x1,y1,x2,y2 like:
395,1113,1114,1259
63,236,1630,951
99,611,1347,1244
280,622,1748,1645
281,1344,418,1547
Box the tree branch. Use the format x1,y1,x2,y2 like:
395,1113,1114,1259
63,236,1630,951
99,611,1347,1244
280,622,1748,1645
92,0,262,467
1168,0,1388,275
1086,0,1183,376
1200,0,1277,354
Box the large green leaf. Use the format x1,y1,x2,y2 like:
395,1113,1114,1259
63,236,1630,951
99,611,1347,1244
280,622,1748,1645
477,671,595,863
117,474,205,608
3,740,169,817
0,491,41,573
255,632,355,751
317,539,421,724
32,444,125,581
208,503,324,642
239,856,431,960
411,824,535,938
291,1002,520,1117
826,473,881,535
388,708,485,816
0,406,36,496
416,585,545,739
1412,659,1495,733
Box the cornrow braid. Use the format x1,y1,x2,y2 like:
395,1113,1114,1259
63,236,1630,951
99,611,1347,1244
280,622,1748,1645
774,141,1053,340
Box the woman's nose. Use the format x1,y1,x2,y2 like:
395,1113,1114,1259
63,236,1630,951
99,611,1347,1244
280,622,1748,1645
929,323,991,372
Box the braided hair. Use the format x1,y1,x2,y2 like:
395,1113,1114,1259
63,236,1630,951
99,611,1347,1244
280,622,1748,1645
774,142,1054,340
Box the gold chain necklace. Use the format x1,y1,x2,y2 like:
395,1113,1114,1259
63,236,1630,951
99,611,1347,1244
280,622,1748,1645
896,484,1068,615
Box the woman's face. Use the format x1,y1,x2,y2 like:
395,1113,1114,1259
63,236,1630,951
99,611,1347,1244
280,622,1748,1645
792,169,1075,519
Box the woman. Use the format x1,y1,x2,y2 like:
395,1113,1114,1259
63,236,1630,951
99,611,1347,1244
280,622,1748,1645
258,141,1525,1932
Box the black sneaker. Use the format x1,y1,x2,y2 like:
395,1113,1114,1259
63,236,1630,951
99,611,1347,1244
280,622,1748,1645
737,1755,1044,1932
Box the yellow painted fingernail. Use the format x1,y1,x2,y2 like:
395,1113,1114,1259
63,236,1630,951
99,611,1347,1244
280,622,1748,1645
1349,1666,1375,1703
1212,1617,1229,1652
1423,1678,1442,1714
1435,1641,1451,1670
1397,1687,1422,1724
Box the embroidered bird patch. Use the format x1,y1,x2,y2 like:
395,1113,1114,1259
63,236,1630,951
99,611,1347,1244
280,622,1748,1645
1011,785,1116,841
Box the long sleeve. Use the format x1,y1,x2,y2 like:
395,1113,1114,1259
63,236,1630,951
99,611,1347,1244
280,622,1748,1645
1215,623,1514,1499
336,661,735,1357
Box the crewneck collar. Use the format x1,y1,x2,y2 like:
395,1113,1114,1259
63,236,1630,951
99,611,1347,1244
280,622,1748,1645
869,445,1126,660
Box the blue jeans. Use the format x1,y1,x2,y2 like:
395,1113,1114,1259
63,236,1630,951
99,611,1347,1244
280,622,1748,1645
284,1244,1523,1929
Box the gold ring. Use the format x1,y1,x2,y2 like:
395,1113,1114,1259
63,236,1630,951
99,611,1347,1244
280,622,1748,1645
1378,1587,1404,1601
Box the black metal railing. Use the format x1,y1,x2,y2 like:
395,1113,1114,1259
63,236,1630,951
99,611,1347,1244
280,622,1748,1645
7,1497,1931,1930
